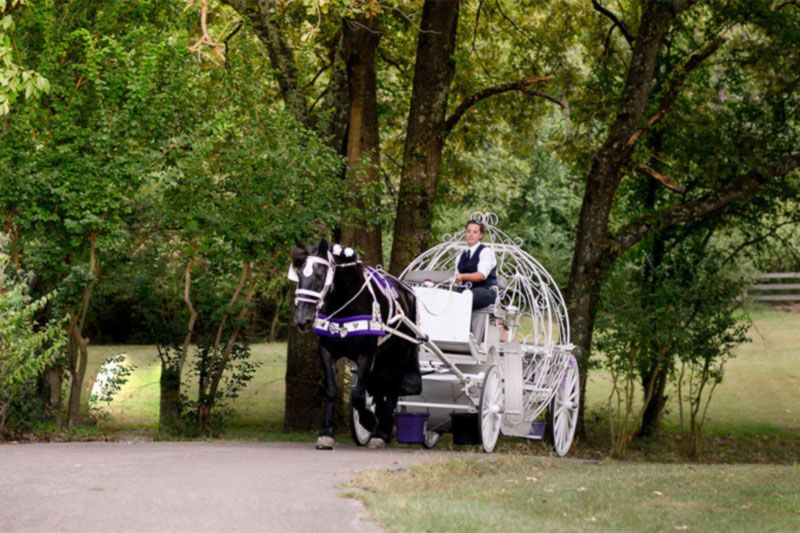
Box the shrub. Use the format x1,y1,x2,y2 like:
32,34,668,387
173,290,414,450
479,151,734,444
0,236,66,436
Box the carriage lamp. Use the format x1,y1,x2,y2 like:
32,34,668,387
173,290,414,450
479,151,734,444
505,305,520,329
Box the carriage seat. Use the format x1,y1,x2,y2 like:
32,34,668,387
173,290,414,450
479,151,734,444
403,270,505,346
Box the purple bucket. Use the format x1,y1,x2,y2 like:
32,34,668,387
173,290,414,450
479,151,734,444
528,421,546,441
395,412,429,443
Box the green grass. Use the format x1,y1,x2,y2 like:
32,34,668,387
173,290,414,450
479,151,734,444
79,306,798,449
348,456,800,532
345,306,800,530
585,306,800,439
84,343,292,438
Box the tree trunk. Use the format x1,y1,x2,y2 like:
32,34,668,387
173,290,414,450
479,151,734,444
159,364,182,434
66,232,98,426
38,366,63,422
564,1,681,439
389,0,460,274
564,237,609,440
158,255,197,434
199,270,258,431
339,14,383,263
66,319,89,426
638,161,670,438
639,368,668,437
216,1,373,432
283,326,323,431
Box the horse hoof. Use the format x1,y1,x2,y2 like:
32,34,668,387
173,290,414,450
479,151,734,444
316,436,335,450
367,437,386,449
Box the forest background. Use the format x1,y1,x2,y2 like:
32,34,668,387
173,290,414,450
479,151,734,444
1,0,798,459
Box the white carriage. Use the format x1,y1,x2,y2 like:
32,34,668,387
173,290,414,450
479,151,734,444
351,212,580,454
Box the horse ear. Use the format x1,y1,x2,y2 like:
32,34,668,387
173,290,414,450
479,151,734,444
290,245,308,268
317,239,329,256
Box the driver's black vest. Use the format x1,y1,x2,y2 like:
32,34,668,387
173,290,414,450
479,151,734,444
457,244,497,288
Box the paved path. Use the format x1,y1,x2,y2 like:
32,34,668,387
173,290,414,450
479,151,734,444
0,441,438,532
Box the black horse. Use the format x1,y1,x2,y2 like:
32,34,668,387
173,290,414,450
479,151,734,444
289,239,421,449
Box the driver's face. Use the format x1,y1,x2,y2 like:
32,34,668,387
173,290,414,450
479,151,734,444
465,223,482,246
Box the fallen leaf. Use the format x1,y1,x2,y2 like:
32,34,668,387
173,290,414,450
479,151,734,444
588,516,597,522
577,486,587,492
653,491,664,496
740,503,751,510
526,476,538,482
674,526,689,531
506,479,519,484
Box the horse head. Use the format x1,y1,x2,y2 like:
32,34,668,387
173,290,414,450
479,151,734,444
288,239,332,332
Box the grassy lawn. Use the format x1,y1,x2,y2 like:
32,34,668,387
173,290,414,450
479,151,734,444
344,306,800,531
348,455,800,532
585,306,800,439
84,343,290,438
80,306,798,450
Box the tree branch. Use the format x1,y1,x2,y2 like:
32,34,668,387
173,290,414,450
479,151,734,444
776,1,799,10
635,164,685,193
222,19,243,66
645,35,726,127
494,0,538,47
443,76,553,136
721,219,798,267
301,59,332,91
625,35,726,148
613,153,800,255
591,0,634,48
220,0,310,126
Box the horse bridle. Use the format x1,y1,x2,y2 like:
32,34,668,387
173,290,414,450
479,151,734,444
287,253,363,308
288,254,334,307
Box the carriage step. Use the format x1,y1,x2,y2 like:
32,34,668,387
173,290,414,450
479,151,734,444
527,421,546,441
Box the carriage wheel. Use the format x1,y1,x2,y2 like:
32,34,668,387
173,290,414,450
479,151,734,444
549,355,579,457
348,383,375,447
479,365,503,453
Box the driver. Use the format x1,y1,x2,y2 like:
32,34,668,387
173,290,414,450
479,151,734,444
455,220,497,309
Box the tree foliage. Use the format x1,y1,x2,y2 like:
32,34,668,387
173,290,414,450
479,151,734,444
0,235,65,435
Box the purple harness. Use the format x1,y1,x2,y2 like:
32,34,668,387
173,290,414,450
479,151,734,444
311,267,398,339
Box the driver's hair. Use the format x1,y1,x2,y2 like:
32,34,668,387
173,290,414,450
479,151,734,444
466,220,486,235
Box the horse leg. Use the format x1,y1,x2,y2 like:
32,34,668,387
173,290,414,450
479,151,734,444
369,394,398,448
351,354,376,433
316,345,337,450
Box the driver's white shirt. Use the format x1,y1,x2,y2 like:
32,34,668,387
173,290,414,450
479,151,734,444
454,243,496,278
